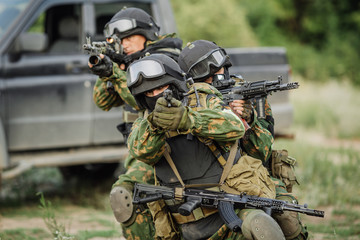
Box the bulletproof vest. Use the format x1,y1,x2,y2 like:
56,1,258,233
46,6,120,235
155,84,241,187
155,134,223,187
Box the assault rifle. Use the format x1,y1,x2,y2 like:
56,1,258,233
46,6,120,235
133,183,324,232
214,76,299,118
83,36,128,66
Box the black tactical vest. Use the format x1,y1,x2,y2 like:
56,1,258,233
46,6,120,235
155,134,223,187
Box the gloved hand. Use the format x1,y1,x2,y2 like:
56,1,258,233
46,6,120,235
152,97,191,131
88,54,113,78
230,99,254,124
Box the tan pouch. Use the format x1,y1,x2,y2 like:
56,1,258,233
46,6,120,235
147,199,180,240
271,149,299,193
224,154,276,199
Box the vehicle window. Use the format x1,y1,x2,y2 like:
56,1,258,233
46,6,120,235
93,2,151,40
8,3,82,55
46,4,82,53
28,13,45,33
0,0,31,40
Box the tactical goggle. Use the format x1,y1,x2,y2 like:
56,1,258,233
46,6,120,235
188,48,227,80
127,59,184,88
104,18,149,37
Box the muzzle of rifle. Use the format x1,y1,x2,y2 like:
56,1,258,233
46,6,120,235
89,55,102,66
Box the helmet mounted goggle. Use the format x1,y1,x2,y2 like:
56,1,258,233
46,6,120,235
188,48,227,80
104,18,152,38
127,59,184,88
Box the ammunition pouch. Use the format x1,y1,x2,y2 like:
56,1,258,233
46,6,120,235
271,149,299,193
224,154,276,199
147,199,180,240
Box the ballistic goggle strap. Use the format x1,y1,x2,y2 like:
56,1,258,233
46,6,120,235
188,49,227,80
104,18,151,37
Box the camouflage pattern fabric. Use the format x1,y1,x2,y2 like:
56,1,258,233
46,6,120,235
272,177,309,240
93,33,180,112
112,154,155,240
93,34,181,240
93,63,139,111
121,208,156,240
238,102,274,163
127,82,246,165
187,81,274,161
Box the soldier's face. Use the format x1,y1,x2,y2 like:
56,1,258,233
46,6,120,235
122,35,146,55
144,85,169,97
205,68,225,84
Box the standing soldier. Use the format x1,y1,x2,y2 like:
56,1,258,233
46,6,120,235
88,7,182,240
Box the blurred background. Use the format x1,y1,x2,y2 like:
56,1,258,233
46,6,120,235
1,0,360,239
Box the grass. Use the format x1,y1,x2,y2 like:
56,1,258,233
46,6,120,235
272,77,360,239
291,77,360,139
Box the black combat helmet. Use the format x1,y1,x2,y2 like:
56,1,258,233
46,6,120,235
178,40,232,82
104,7,160,41
127,54,188,110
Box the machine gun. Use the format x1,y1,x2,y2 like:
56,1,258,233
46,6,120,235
133,183,324,232
213,76,299,119
83,36,126,66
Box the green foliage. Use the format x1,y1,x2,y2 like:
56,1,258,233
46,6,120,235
37,192,76,240
0,228,50,240
171,0,258,47
291,79,360,139
171,0,360,85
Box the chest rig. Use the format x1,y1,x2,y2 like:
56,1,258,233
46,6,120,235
154,83,240,190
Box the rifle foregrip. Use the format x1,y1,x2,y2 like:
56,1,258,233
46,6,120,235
256,97,266,119
218,201,243,232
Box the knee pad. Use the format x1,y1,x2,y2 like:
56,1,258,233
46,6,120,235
273,195,305,239
110,186,134,223
241,209,285,240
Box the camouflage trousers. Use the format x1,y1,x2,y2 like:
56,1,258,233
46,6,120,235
271,177,309,240
112,154,156,240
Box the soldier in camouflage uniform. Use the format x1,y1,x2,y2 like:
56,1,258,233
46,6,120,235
126,53,285,240
178,40,308,240
88,7,182,240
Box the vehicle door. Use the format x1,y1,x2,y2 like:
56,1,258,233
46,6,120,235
1,2,94,151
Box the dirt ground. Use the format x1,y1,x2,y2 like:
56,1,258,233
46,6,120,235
1,202,126,239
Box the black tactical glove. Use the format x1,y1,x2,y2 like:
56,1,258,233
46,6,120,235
89,54,113,78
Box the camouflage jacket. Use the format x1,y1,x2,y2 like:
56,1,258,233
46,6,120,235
240,99,274,163
228,75,274,163
127,82,246,166
92,33,182,112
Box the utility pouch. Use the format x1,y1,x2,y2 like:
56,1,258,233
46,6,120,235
224,154,276,199
271,149,299,193
147,199,180,240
